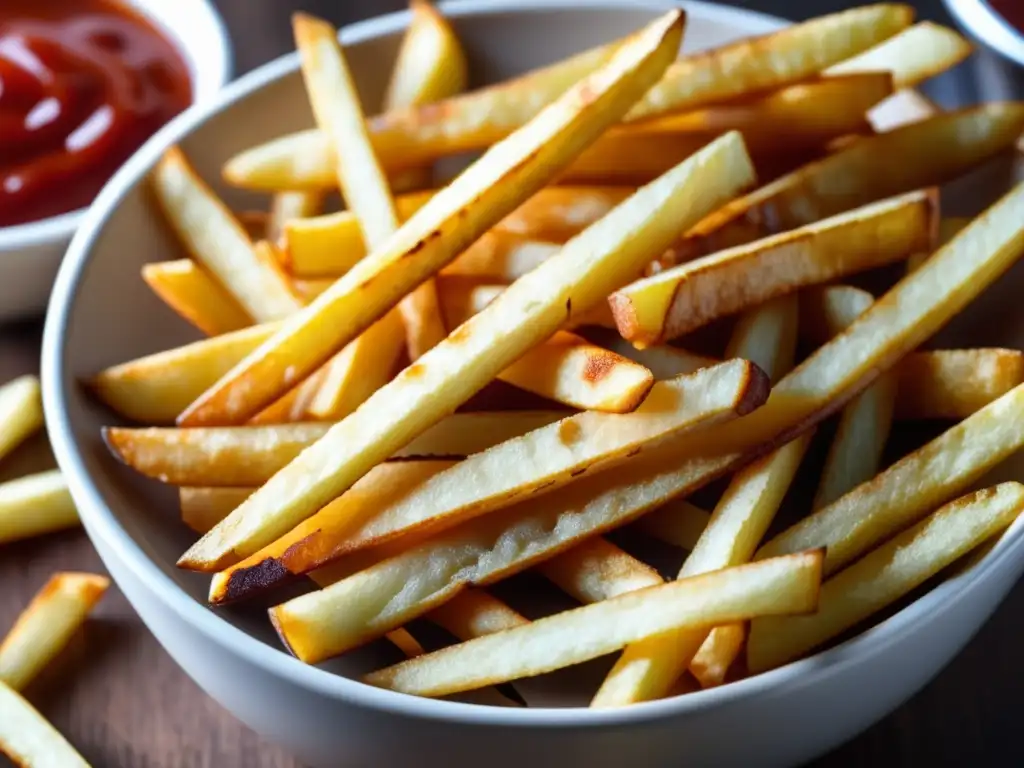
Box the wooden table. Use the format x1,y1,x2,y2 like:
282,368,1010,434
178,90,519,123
3,1,1023,766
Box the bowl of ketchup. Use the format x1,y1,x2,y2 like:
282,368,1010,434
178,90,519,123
0,0,230,321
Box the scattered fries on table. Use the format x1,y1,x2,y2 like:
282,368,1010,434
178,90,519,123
77,2,1024,712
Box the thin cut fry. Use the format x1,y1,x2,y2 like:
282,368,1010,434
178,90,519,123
0,573,110,691
0,375,43,463
248,370,326,425
633,499,710,550
537,537,663,603
0,471,79,545
425,588,529,639
180,130,752,572
749,483,1024,672
689,623,746,688
180,11,685,428
358,552,822,695
441,232,561,282
142,259,252,336
759,382,1024,576
594,295,802,706
907,216,970,272
612,189,937,346
0,680,91,767
593,335,717,381
266,179,1024,655
268,191,322,243
106,411,564,487
896,349,1024,421
181,487,250,534
496,186,633,241
151,147,303,322
212,358,768,600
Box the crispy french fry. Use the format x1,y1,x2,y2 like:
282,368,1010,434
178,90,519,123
537,537,663,603
612,189,937,346
684,104,1024,260
689,623,746,688
594,295,802,706
425,588,529,639
907,216,970,272
439,280,618,332
0,471,79,545
266,178,1024,654
181,487,250,534
268,191,322,243
151,147,303,322
106,411,564,487
592,335,717,380
212,358,767,599
760,382,1024,575
749,483,1024,672
0,573,110,691
633,499,710,550
141,259,252,336
896,348,1024,421
0,680,91,767
86,323,280,424
180,130,752,572
288,277,334,303
0,375,42,463
248,370,326,425
496,186,633,241
441,232,561,282
180,12,686,429
825,21,972,88
358,552,822,694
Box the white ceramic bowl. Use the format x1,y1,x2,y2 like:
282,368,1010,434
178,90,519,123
0,0,232,323
40,2,1024,766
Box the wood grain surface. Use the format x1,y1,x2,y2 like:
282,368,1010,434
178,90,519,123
2,1,1023,766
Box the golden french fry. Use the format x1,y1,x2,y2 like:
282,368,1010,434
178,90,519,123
689,623,746,689
633,498,710,550
592,334,718,381
683,104,1024,259
0,573,110,691
106,411,565,487
141,259,252,336
537,537,663,603
496,186,633,241
179,130,752,572
825,21,972,88
180,12,686,429
151,147,303,322
0,680,91,767
358,552,822,695
248,370,326,425
760,382,1024,575
441,232,561,282
86,323,280,424
268,191,322,243
425,588,528,639
180,487,250,534
0,471,79,545
907,216,970,272
0,375,43,463
612,189,937,346
749,483,1024,672
212,358,767,598
896,348,1024,421
594,295,802,706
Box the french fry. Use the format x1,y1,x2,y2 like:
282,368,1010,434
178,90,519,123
358,552,822,695
562,73,893,184
425,587,529,639
106,411,565,487
907,216,970,272
896,349,1024,421
593,295,802,706
682,104,1024,260
288,277,333,303
180,12,687,429
141,259,252,336
211,358,768,600
0,375,43,463
0,680,91,767
0,573,110,691
439,280,618,331
248,370,326,425
825,21,972,88
281,192,434,277
624,4,912,122
440,232,561,282
592,335,717,381
180,129,753,572
266,178,1024,655
268,191,322,243
86,323,281,424
0,471,79,545
689,623,746,688
633,499,710,550
151,147,304,322
537,537,663,603
612,189,938,346
495,186,633,241
224,5,908,193
181,487,250,534
749,483,1024,672
759,382,1024,576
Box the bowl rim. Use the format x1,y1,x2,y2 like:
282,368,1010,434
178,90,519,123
42,0,1024,728
942,0,1024,69
0,0,234,249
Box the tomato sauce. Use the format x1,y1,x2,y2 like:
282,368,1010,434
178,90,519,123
0,0,192,227
989,0,1024,33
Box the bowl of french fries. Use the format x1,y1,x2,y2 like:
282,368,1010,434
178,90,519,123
34,0,1024,766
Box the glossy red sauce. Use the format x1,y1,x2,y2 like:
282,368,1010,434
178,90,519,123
0,0,192,227
989,0,1024,33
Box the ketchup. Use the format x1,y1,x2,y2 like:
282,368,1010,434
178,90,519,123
0,0,192,227
989,0,1024,33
